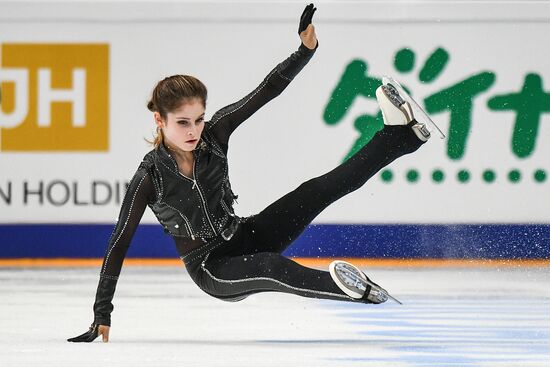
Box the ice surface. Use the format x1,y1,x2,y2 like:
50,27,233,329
1,265,549,367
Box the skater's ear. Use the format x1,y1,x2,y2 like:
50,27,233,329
154,111,165,128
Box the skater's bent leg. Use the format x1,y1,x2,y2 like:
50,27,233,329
199,251,360,303
249,124,426,253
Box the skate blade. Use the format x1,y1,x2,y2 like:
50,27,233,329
382,75,446,139
387,292,403,305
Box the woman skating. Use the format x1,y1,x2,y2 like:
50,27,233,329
68,3,431,343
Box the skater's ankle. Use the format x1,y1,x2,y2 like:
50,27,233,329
408,119,431,142
376,124,427,155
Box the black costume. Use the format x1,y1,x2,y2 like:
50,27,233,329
91,40,425,328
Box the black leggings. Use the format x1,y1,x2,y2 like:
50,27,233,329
182,124,424,303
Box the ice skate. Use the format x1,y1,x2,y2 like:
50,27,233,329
376,81,430,142
380,75,446,140
329,260,401,304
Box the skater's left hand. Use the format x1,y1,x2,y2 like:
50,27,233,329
298,3,318,50
67,322,110,343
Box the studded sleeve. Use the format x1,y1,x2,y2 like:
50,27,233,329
93,165,155,326
207,41,319,151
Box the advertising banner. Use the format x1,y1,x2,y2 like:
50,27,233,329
1,1,549,258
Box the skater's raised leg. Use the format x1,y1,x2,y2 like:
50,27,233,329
247,84,430,254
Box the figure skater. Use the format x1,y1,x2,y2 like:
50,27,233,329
68,3,432,343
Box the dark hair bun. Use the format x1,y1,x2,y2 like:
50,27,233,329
148,75,207,117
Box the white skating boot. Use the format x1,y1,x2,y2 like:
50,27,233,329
375,82,431,142
329,260,401,304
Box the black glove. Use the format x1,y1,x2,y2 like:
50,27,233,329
298,3,317,35
67,322,99,343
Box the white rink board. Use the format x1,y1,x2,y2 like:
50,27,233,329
0,266,549,367
0,1,549,224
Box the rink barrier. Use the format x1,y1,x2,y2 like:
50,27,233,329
0,223,549,259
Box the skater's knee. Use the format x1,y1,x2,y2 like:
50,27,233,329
298,177,330,197
256,252,286,270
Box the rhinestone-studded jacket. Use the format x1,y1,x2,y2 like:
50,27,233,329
143,127,239,241
92,41,318,326
145,40,317,242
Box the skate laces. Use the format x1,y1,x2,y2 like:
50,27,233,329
383,84,405,107
337,263,366,292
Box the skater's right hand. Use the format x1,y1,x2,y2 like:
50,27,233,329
67,322,110,343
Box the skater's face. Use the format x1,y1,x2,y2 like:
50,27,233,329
155,99,205,153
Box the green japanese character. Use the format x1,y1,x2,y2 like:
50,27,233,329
424,72,495,160
488,73,550,158
323,59,383,160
